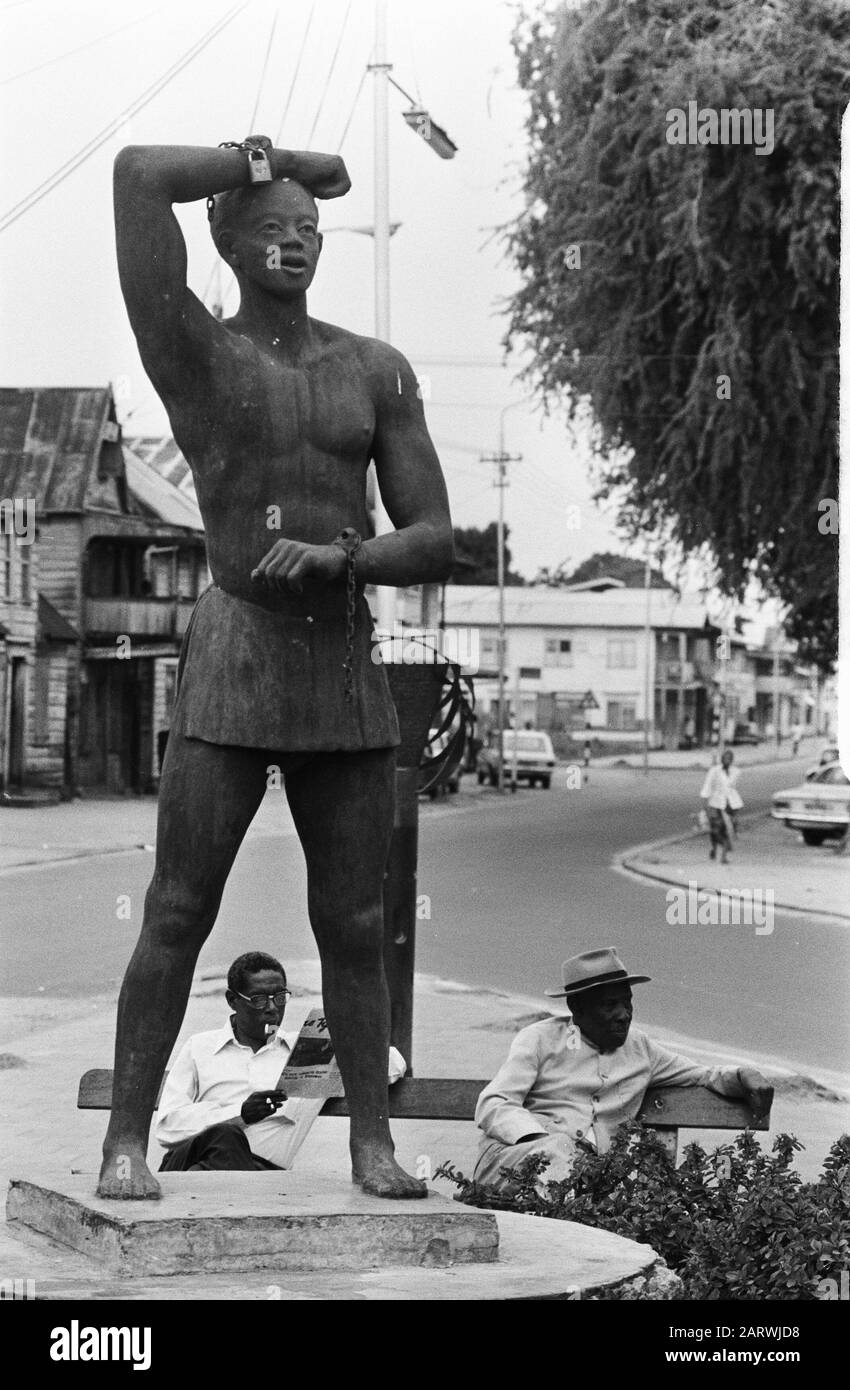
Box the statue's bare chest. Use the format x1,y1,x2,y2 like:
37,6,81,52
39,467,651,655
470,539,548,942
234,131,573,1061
187,336,376,463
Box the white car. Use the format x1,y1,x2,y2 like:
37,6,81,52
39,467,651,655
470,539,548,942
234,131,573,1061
805,746,841,781
477,730,557,789
771,762,850,845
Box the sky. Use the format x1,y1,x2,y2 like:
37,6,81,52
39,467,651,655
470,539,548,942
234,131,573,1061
0,0,783,635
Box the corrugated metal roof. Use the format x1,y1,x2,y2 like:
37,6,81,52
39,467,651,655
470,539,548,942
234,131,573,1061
123,447,204,531
126,435,195,496
0,388,113,513
439,584,719,632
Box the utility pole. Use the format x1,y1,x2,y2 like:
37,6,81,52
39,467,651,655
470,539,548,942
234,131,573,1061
479,446,522,790
773,633,782,752
367,0,459,1070
480,401,527,791
718,625,728,758
642,550,652,775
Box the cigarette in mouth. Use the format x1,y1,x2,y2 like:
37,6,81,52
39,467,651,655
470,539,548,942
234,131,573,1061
265,1024,276,1035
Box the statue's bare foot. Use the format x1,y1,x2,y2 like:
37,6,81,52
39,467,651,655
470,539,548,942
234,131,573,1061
351,1143,428,1199
97,1145,161,1200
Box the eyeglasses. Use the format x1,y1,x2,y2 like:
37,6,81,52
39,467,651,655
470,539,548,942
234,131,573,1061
235,989,291,1011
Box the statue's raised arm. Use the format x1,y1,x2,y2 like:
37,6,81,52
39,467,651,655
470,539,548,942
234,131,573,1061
112,142,350,393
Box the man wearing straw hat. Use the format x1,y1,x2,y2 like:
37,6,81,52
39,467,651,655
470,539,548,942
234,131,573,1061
474,948,772,1192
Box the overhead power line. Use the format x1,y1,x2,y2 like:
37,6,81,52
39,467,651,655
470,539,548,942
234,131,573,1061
0,1,250,235
246,5,279,134
1,4,167,87
305,0,353,147
203,2,291,314
335,61,368,154
274,0,318,146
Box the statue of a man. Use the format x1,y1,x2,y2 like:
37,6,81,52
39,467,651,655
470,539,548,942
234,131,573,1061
97,137,453,1200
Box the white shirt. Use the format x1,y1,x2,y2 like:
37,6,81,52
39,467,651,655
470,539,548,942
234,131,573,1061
155,1021,406,1170
700,763,743,810
475,1017,744,1156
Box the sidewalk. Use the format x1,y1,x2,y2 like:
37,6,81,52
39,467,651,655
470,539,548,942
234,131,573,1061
0,790,303,874
619,813,849,921
594,739,829,772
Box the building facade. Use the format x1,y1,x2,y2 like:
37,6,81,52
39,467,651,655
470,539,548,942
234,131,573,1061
399,581,825,755
0,388,206,794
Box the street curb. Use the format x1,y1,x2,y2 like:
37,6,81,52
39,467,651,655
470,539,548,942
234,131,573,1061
0,844,153,878
594,755,816,773
614,814,850,925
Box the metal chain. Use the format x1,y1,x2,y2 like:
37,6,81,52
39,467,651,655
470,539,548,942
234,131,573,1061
207,137,273,221
344,547,357,703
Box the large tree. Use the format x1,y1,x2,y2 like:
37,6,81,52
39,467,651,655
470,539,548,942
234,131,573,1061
561,551,666,587
451,523,525,585
505,0,846,669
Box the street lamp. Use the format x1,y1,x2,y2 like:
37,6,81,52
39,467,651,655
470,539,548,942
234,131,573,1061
401,106,458,160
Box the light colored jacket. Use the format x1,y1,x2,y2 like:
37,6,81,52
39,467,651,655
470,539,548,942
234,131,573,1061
700,763,743,810
475,1017,743,1155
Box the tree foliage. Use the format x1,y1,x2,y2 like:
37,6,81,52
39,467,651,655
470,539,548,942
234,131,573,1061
505,0,847,670
438,1125,850,1299
541,547,666,586
451,522,525,585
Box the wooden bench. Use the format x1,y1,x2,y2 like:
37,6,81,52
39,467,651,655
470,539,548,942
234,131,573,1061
78,1071,769,1164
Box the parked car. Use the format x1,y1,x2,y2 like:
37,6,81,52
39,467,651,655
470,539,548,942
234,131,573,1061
731,721,762,746
477,730,556,788
805,745,841,781
771,762,850,845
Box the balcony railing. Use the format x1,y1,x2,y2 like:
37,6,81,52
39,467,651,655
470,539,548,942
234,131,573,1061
655,659,697,684
84,596,196,640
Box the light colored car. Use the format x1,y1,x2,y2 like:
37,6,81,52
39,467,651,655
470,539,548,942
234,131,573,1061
477,730,556,789
771,762,850,845
731,721,762,746
805,745,841,781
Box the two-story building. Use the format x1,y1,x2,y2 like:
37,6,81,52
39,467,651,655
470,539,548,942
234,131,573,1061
399,580,825,754
0,387,207,794
399,579,722,753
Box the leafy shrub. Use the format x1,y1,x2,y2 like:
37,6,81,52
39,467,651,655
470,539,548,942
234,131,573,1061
436,1126,850,1299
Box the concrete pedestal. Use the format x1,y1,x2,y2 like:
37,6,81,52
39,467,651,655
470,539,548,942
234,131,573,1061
6,1171,498,1276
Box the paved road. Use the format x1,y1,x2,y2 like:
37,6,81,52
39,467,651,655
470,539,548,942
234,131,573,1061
2,761,847,1075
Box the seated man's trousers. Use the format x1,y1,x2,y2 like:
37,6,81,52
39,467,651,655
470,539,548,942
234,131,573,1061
159,1121,281,1172
474,1133,581,1196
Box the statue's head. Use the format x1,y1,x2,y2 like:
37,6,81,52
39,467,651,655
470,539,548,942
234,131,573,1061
209,179,322,297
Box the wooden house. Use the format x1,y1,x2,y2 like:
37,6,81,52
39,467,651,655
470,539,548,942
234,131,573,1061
0,387,206,794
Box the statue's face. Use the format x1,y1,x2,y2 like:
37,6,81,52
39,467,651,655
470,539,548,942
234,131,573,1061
222,181,322,297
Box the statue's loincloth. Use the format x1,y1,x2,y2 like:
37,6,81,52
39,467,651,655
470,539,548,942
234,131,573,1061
174,584,400,752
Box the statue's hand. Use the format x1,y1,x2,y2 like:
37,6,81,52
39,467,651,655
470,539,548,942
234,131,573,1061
251,539,346,593
288,151,351,199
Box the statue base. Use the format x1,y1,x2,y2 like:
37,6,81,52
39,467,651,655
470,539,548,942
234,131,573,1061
6,1170,497,1276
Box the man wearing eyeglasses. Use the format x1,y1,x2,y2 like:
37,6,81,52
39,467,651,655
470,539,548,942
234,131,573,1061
156,952,405,1172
